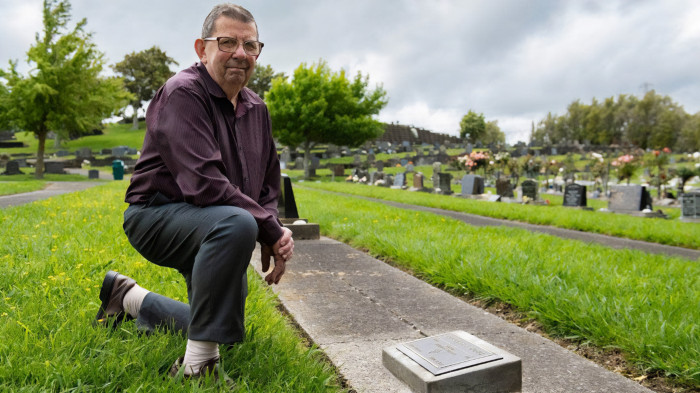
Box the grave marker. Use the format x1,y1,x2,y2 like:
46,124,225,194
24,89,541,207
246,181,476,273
681,192,700,221
563,183,587,207
410,173,426,191
3,160,23,175
392,172,406,189
437,173,453,195
520,179,538,200
496,178,514,198
44,161,65,174
608,185,652,212
460,175,484,196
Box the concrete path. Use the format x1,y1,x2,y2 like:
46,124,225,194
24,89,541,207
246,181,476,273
251,238,654,393
314,190,700,261
0,181,102,208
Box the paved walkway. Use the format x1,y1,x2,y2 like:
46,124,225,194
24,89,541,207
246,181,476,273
251,238,654,393
0,181,102,208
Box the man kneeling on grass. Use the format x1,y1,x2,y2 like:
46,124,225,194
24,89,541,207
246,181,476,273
93,2,293,385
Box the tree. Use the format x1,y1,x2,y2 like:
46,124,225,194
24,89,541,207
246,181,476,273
267,60,387,179
113,46,177,129
0,0,131,179
247,63,284,99
459,110,485,143
482,120,506,146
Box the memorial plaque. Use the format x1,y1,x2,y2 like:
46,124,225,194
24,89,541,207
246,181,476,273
496,178,514,198
563,183,587,207
396,332,503,376
3,160,23,175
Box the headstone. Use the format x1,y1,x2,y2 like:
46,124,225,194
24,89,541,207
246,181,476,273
332,164,345,177
520,179,538,200
680,192,700,220
383,331,521,393
496,178,514,198
367,153,376,163
44,161,65,174
294,156,304,170
410,173,425,191
465,143,473,154
437,173,453,195
280,147,292,165
375,161,385,171
460,175,484,196
277,174,299,219
563,183,587,207
439,145,447,154
55,150,70,157
101,148,112,155
392,172,406,189
405,163,415,172
353,154,362,166
400,158,409,167
384,174,394,187
3,160,23,175
608,185,653,212
310,156,320,169
88,169,100,179
111,146,127,157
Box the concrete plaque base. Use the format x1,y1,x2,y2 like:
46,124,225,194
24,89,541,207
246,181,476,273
383,331,521,393
281,219,320,240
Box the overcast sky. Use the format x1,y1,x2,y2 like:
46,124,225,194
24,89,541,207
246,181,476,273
1,0,699,143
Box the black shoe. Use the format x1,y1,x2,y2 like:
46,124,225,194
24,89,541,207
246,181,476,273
95,270,136,328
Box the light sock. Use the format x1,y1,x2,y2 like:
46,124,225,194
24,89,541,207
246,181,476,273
182,340,220,375
121,284,149,318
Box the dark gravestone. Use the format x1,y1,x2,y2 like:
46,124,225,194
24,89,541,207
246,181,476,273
332,164,345,177
681,192,700,220
392,172,406,189
563,183,587,207
521,179,538,200
496,178,514,198
3,160,23,175
112,146,129,157
461,175,484,195
375,161,385,171
76,147,93,159
277,175,299,219
44,161,65,174
367,153,376,163
55,150,70,157
608,185,652,212
88,169,100,179
437,173,453,195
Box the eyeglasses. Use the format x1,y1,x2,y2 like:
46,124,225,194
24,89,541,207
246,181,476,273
203,37,264,56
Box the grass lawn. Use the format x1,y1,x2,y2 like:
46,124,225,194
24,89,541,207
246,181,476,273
294,187,700,389
298,181,698,249
0,182,346,392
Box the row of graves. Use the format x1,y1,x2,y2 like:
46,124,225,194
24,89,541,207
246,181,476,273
340,160,700,222
1,146,139,178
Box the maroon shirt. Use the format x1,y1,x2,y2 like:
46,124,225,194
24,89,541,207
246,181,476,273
126,62,283,246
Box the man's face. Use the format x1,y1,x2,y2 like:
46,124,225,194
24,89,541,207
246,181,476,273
197,17,258,98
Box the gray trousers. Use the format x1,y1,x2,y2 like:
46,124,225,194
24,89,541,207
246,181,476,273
123,202,258,344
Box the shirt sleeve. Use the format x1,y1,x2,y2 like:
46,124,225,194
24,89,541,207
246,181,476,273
152,86,284,246
257,110,283,221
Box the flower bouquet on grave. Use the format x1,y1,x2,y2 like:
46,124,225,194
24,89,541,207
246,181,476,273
612,154,638,185
457,151,490,173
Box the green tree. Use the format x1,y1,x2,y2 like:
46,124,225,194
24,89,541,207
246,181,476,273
112,46,177,129
459,110,485,143
248,63,284,99
0,0,131,179
482,120,506,146
267,60,387,179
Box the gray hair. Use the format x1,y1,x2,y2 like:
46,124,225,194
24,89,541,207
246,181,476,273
201,3,258,39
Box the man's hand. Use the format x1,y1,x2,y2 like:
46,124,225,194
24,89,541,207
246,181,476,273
273,227,294,261
261,227,294,285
